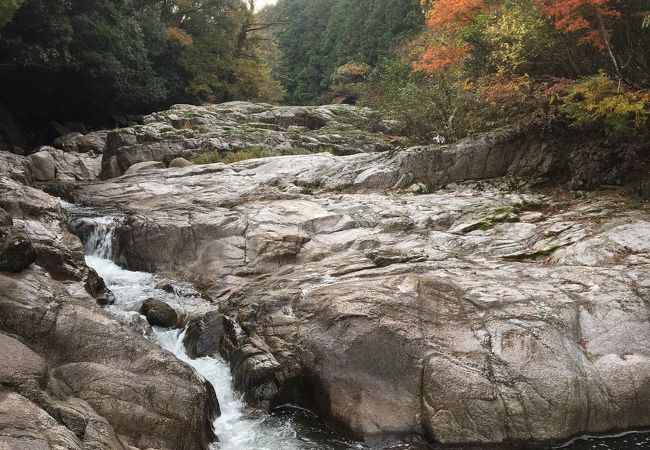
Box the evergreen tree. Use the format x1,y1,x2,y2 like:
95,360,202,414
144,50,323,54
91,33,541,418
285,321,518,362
268,0,424,103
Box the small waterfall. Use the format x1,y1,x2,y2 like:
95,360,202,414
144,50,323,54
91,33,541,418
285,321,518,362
61,200,123,259
84,216,119,258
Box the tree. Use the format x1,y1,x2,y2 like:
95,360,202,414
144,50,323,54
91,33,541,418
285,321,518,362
0,0,23,26
0,0,279,145
267,0,424,103
535,0,625,82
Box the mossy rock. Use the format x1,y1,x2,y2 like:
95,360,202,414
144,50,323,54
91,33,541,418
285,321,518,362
502,244,564,261
0,228,36,272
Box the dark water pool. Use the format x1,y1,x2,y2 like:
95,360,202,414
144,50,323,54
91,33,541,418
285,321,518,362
276,407,650,450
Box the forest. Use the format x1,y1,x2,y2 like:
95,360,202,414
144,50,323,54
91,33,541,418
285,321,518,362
266,0,650,142
0,0,277,145
0,0,649,145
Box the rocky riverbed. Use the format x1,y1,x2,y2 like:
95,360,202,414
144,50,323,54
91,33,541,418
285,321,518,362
1,102,649,449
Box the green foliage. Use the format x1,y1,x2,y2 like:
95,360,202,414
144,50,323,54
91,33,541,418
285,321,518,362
0,0,22,26
362,57,479,141
627,172,650,202
267,0,424,103
0,0,277,133
556,75,650,137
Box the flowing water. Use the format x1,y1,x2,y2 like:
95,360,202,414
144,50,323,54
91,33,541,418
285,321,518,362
62,201,649,450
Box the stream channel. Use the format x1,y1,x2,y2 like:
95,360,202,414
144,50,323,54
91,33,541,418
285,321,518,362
62,201,650,450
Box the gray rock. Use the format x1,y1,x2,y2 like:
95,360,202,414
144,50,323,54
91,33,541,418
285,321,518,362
75,149,650,448
0,207,12,227
53,131,107,154
183,311,236,358
0,227,36,272
0,269,217,450
124,161,165,176
0,333,47,389
169,157,194,168
0,165,218,449
85,267,114,305
29,150,57,181
99,102,408,178
53,132,84,150
140,298,178,328
48,148,102,181
0,391,83,450
0,151,34,185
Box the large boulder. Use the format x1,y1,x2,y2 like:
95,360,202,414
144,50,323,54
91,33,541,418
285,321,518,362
53,131,107,154
0,269,218,450
0,392,86,450
48,148,102,181
169,157,194,168
183,311,236,358
140,298,178,328
0,151,33,185
29,150,56,181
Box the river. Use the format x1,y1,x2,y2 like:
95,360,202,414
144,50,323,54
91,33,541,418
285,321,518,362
63,201,649,450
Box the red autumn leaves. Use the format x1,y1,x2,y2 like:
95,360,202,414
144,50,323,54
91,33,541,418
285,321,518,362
416,0,622,74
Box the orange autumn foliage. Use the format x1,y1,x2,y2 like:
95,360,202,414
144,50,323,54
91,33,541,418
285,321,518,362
413,43,469,73
535,0,621,51
414,0,491,74
422,0,487,30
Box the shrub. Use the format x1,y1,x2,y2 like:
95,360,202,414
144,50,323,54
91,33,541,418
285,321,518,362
552,75,650,137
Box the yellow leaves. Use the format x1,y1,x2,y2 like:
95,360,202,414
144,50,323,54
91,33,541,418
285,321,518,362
483,1,552,73
165,27,193,46
559,74,650,136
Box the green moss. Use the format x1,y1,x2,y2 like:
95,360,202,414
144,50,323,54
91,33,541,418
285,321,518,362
192,147,281,165
543,230,561,238
502,245,563,261
513,199,548,213
477,210,521,230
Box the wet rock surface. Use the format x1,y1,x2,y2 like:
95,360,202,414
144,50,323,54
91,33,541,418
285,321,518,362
74,138,650,448
0,151,219,449
0,226,36,272
140,297,179,328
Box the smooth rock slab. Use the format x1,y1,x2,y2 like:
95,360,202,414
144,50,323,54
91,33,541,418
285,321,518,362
124,160,165,176
76,145,650,447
